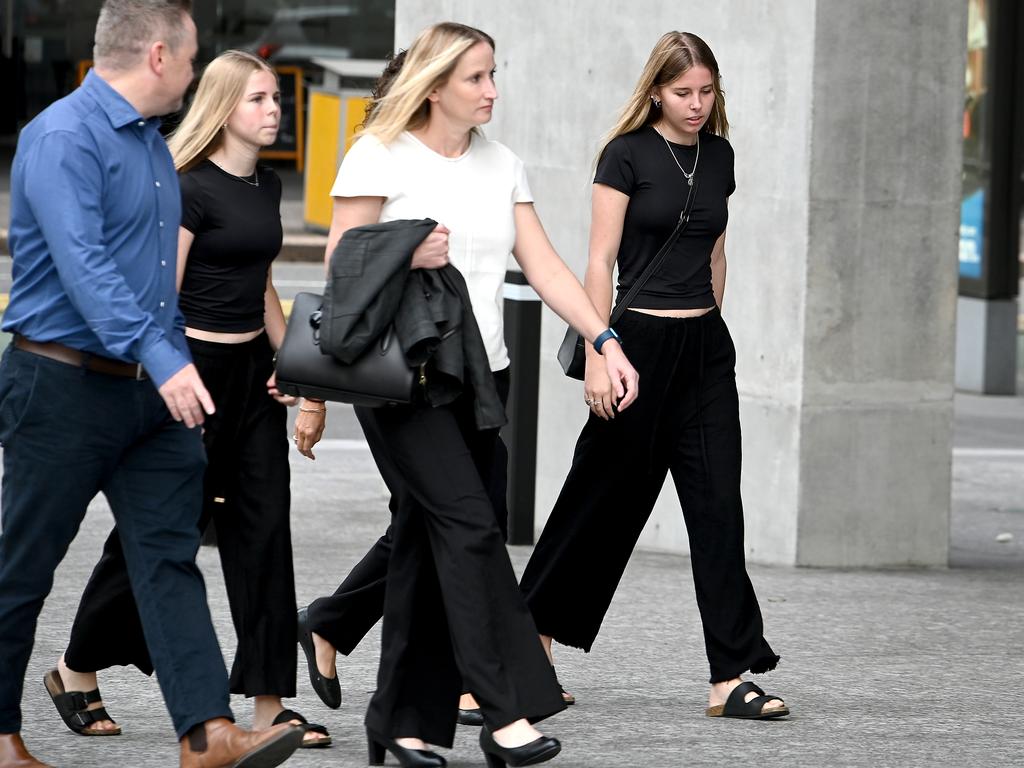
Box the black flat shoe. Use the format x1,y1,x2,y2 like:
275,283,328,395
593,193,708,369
479,727,561,768
457,707,484,727
297,607,341,709
367,728,446,767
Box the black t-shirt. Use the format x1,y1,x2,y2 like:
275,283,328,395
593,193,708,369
595,126,734,310
178,160,283,332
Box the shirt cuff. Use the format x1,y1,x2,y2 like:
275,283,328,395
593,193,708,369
139,337,193,388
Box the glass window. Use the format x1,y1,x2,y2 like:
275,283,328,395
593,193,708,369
959,0,990,279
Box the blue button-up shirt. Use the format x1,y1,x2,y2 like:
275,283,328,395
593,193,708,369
3,69,190,387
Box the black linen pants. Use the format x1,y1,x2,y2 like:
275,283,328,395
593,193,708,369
356,386,563,748
63,333,298,698
520,309,779,683
305,369,510,655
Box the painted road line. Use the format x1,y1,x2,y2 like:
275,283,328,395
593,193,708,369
953,448,1024,458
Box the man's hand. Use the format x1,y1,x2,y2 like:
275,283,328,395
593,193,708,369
158,364,215,428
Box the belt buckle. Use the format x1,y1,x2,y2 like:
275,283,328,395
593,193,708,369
134,363,145,381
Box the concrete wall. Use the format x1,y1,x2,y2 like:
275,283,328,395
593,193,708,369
395,0,965,566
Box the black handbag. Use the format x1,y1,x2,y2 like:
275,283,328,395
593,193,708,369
557,179,699,379
274,291,416,407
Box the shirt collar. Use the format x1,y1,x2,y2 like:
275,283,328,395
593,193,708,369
83,68,154,130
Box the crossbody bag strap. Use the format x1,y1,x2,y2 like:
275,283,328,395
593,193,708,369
608,176,699,326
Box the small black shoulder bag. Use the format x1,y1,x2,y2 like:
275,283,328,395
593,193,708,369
557,178,699,379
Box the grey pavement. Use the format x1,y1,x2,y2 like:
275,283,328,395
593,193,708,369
3,390,1023,768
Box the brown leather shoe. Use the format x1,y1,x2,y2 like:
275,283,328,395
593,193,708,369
0,733,53,768
179,718,303,768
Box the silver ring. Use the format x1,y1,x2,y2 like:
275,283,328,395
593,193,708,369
584,398,593,405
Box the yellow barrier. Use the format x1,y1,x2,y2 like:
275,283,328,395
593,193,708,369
302,89,370,231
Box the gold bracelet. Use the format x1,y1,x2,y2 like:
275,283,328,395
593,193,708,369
299,406,326,414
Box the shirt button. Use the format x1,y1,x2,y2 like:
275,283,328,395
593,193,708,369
161,260,167,266
137,120,145,127
154,181,161,187
159,301,166,308
159,221,165,227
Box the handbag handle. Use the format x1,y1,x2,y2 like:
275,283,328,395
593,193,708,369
608,177,698,326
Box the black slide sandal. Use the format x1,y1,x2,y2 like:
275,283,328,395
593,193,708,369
705,680,789,719
43,668,122,736
272,708,332,748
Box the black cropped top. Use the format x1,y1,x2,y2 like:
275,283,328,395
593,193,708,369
595,127,734,310
178,160,283,333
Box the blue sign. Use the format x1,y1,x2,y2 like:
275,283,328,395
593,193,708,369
959,187,984,279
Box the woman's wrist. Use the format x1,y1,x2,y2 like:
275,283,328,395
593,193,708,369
592,327,621,354
300,397,326,414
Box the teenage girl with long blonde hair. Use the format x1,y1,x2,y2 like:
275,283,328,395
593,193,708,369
520,31,789,722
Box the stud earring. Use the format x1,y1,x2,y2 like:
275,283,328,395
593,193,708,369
652,98,662,108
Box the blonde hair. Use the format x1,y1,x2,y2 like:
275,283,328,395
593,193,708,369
167,49,276,172
360,22,494,145
598,31,729,159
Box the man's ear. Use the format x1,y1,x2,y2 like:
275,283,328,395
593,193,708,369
148,41,166,75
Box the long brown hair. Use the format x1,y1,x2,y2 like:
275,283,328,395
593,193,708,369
598,31,729,159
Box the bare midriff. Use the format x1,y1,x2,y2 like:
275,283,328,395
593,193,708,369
185,327,264,343
628,307,715,318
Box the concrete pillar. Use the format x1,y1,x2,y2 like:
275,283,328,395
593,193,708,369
395,0,965,567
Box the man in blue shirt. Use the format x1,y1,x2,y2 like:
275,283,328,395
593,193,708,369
0,2,302,767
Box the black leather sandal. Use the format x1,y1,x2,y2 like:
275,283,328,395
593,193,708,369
705,680,789,719
42,668,122,736
297,607,341,709
271,708,331,748
552,666,575,705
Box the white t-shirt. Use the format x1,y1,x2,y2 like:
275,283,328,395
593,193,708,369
330,130,533,371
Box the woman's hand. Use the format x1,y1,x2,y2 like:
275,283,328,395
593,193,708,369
410,224,450,269
294,399,327,460
266,371,298,407
584,351,616,420
591,341,638,419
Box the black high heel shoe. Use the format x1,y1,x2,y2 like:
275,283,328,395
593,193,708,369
479,726,561,768
367,728,447,767
457,707,484,727
297,607,341,709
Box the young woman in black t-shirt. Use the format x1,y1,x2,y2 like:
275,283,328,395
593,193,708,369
48,51,330,747
520,32,789,721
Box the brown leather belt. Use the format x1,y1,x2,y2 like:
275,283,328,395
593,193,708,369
14,335,148,380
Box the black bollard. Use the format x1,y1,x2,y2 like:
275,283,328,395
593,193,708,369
502,269,542,545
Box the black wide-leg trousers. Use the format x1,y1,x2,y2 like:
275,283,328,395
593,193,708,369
63,333,298,697
520,309,779,684
356,386,563,747
306,370,510,656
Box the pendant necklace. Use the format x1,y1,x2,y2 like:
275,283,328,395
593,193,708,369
654,125,699,185
210,158,259,187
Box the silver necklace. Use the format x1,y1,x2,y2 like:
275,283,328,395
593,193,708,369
654,125,699,186
210,159,259,187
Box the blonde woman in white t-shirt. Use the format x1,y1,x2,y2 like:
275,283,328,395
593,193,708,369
296,22,638,768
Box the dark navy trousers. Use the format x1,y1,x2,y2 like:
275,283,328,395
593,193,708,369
0,347,232,738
